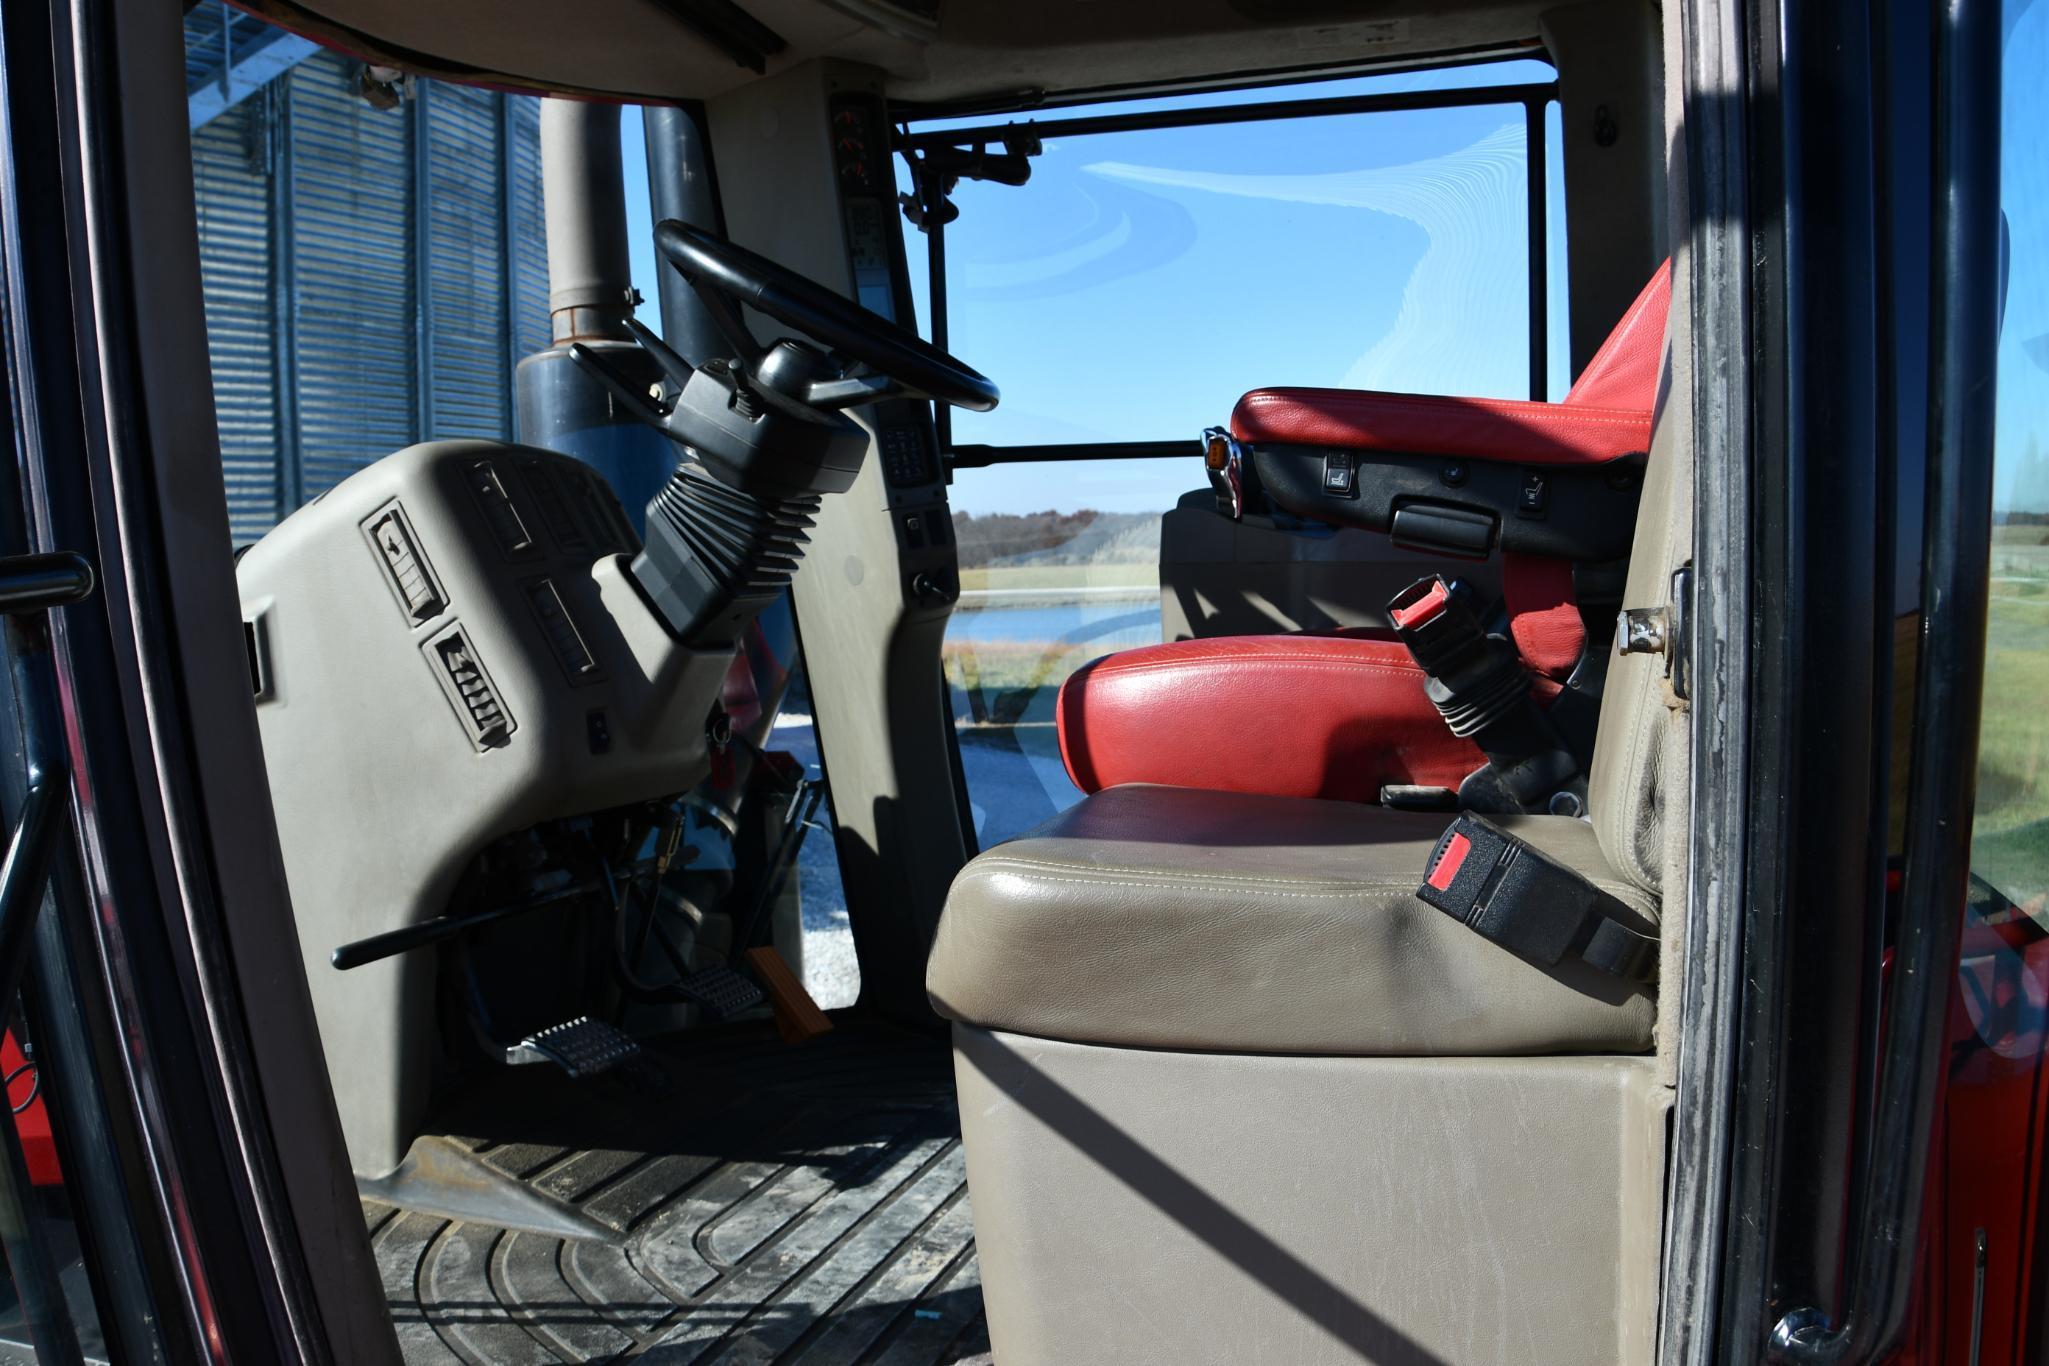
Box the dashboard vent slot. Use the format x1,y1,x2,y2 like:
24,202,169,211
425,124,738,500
517,459,591,556
425,624,513,749
464,460,538,559
362,501,445,624
570,467,638,554
526,580,600,684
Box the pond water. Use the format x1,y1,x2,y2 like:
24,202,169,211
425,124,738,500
948,599,1162,647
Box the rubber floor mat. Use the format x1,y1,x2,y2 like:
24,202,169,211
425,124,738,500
362,1020,990,1365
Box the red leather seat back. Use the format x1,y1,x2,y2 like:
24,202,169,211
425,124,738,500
1228,259,1674,458
1501,552,1585,683
1562,259,1672,411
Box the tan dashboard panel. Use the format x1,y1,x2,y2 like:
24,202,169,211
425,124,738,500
239,440,732,1175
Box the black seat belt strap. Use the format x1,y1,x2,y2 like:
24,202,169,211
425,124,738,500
1386,575,1585,815
1416,814,1657,984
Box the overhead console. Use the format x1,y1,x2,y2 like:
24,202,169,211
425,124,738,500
1216,384,1650,563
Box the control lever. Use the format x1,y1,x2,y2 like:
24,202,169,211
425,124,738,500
331,880,599,971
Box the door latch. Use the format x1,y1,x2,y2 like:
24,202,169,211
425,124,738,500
1615,564,1691,700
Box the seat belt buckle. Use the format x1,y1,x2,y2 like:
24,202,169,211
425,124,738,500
1418,814,1657,984
1385,575,1497,680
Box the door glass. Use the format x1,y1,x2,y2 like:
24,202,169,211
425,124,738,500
0,248,126,1366
945,457,1186,846
1976,0,2049,918
918,86,1548,450
765,656,859,1010
1934,9,2049,1352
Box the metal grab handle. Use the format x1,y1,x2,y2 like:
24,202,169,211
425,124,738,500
0,553,93,616
0,770,68,1008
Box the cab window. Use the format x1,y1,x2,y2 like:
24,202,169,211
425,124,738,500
908,62,1570,847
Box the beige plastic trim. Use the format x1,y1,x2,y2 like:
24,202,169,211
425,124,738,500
956,1025,1666,1366
239,442,730,1174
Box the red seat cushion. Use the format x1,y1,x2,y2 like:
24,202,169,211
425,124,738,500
1056,634,1485,802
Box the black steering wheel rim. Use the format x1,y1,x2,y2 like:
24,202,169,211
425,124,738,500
654,220,999,413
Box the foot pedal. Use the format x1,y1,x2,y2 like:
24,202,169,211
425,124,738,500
741,946,834,1044
505,1017,640,1077
676,966,766,1019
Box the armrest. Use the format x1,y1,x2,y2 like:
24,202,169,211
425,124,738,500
1230,387,1653,466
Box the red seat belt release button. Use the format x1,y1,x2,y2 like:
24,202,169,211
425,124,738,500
1426,831,1471,890
1389,578,1452,631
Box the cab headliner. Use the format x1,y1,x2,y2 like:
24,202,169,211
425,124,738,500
234,0,1548,109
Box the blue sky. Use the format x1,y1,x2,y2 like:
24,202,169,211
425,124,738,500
619,61,1566,516
1999,0,2049,513
620,37,2049,518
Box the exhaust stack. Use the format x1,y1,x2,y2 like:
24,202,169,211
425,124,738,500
539,101,635,343
515,100,672,525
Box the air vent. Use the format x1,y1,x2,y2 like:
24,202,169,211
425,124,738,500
526,580,600,684
517,459,590,556
362,501,445,624
424,624,513,750
464,460,538,559
569,467,637,554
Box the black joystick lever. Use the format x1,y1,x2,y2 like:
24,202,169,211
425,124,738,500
571,222,997,649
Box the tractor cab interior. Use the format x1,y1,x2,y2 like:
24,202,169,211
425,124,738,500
19,0,1718,1360
203,4,1689,1361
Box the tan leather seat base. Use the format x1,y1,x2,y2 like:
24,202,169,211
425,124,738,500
928,784,1656,1056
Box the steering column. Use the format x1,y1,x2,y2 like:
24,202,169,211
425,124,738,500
571,220,996,648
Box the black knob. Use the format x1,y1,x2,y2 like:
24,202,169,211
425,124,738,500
910,571,956,608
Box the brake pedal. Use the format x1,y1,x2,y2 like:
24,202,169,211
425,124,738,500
505,1017,640,1077
676,966,766,1019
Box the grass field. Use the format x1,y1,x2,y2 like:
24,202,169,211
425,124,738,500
1975,524,2049,910
956,563,1157,595
943,638,1100,723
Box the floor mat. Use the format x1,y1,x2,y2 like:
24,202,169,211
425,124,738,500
362,1020,989,1365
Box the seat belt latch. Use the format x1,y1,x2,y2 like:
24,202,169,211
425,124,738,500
1418,814,1657,984
1386,575,1585,814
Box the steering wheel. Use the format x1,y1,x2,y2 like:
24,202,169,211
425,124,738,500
654,220,999,413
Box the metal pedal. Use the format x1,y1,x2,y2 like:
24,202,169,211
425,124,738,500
505,1017,640,1077
676,965,765,1019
